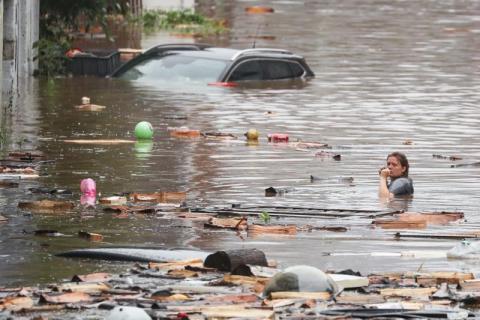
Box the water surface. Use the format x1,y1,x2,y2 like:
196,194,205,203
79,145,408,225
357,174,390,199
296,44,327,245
1,0,479,286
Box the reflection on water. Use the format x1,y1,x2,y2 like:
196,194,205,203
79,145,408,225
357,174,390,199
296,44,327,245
1,0,480,285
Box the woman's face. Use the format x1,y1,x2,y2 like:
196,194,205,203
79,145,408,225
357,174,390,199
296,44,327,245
387,156,406,178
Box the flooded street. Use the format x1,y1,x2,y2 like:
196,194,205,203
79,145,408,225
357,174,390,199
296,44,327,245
1,0,480,286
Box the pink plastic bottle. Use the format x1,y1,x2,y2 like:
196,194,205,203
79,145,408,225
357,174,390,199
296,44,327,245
80,178,96,207
268,133,289,143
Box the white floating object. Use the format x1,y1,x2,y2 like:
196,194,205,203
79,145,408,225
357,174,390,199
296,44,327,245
106,306,151,320
329,274,369,289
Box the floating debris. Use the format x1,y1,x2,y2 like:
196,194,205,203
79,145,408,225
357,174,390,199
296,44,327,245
202,132,237,140
245,6,275,14
78,231,104,242
244,128,259,141
169,127,201,138
433,154,463,161
74,96,106,111
374,211,464,229
63,139,135,145
248,224,297,235
18,199,75,213
130,191,186,203
267,133,289,143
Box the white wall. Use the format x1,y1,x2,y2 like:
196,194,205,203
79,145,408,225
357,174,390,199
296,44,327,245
143,0,194,11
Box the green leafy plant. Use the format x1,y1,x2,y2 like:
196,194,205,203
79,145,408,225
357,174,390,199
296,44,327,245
259,211,271,224
138,9,228,36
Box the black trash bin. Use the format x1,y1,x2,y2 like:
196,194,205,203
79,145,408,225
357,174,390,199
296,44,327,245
67,50,121,77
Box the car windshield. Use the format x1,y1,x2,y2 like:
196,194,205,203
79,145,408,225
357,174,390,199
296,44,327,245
119,53,228,83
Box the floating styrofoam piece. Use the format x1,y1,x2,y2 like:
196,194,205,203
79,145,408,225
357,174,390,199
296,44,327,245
329,274,369,288
263,265,339,296
447,240,480,259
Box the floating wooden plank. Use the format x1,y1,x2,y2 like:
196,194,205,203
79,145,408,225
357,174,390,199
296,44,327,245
460,279,480,291
380,287,437,297
223,274,270,286
269,291,331,300
54,282,111,293
167,269,198,278
131,191,186,203
412,272,474,285
63,139,135,145
151,293,190,302
373,220,426,229
169,128,201,138
247,224,297,235
0,214,7,223
335,294,385,304
148,259,203,270
396,212,463,224
0,296,34,311
18,200,74,213
204,217,247,230
71,272,111,282
10,304,65,314
39,292,92,304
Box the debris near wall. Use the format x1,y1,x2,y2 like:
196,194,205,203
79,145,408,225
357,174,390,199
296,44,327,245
0,249,478,319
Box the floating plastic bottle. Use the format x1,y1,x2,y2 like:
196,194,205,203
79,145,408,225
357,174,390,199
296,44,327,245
268,133,289,142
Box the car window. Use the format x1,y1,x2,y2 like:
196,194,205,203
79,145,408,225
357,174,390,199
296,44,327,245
288,62,305,77
262,60,294,80
119,54,227,83
228,60,263,81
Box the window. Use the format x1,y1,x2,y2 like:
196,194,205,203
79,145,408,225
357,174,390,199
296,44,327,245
228,60,263,81
288,62,305,77
120,54,227,83
262,60,293,80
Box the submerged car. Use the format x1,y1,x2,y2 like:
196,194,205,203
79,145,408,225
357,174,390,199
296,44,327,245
110,43,314,86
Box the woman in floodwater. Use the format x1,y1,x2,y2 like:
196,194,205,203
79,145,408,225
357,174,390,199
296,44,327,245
379,152,414,198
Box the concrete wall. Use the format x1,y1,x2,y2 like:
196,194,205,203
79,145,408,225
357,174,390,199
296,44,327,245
0,0,39,149
2,0,39,108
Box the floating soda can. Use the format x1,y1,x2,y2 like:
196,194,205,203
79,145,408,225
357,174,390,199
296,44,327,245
268,133,289,142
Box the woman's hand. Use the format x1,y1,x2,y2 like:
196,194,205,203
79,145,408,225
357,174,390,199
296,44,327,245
379,167,390,179
378,167,392,198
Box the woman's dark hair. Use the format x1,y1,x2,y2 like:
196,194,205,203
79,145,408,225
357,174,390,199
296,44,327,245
387,152,409,177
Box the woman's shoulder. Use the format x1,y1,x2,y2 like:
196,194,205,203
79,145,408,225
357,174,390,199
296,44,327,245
389,176,414,195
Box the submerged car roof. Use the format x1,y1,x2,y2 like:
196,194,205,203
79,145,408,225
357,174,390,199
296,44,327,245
111,43,312,78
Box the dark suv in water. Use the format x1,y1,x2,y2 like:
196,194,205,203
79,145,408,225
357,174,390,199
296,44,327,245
111,43,314,86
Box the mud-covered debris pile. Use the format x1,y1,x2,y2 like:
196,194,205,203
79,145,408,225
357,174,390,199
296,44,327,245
0,249,478,319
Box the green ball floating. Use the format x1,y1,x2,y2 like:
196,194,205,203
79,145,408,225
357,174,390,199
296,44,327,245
134,121,153,140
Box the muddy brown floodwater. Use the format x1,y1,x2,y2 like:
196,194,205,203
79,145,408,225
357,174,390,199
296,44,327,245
1,0,480,286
